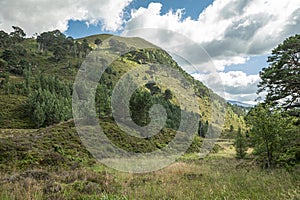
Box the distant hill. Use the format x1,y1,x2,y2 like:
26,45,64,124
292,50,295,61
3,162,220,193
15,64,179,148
227,100,254,108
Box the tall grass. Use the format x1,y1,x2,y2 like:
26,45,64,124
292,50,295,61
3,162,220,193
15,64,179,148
1,158,299,199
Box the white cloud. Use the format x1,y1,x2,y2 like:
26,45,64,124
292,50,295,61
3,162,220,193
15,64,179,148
124,1,300,70
122,0,300,103
1,0,298,104
0,0,133,35
192,71,261,103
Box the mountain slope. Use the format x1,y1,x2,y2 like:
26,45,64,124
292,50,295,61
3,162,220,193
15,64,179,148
0,30,246,136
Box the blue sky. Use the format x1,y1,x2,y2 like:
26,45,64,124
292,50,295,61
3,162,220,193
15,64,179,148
1,0,299,104
64,0,266,77
65,0,213,38
126,0,213,20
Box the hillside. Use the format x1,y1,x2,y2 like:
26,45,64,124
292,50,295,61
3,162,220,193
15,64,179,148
0,30,246,134
0,29,248,170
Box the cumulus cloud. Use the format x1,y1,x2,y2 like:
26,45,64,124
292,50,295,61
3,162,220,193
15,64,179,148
1,0,298,104
122,0,300,103
124,0,300,70
0,0,133,35
192,71,261,104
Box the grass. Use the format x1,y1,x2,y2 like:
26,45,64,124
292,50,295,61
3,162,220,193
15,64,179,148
0,159,299,199
0,94,34,128
0,120,299,199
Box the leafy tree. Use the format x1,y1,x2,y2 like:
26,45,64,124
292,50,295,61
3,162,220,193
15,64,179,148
130,89,153,126
0,30,11,48
53,45,67,62
94,38,102,45
10,26,26,42
1,49,17,66
37,30,66,52
258,34,300,110
246,104,291,168
234,127,247,159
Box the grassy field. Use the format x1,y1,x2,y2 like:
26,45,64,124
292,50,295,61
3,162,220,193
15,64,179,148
0,158,299,199
0,121,299,200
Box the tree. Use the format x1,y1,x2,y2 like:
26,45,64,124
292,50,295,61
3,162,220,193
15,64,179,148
198,120,209,138
95,84,112,117
164,89,173,101
258,34,300,110
53,45,66,62
1,49,16,63
130,89,153,126
94,38,102,45
246,104,291,168
10,26,26,43
27,75,72,127
33,102,46,128
81,39,92,57
0,30,11,48
37,30,66,52
229,125,234,132
234,127,247,159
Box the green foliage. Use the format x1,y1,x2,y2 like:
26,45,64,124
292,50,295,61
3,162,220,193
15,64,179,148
0,26,25,48
234,127,247,159
36,29,92,60
258,34,300,109
94,38,102,45
10,26,26,43
27,75,72,127
95,84,112,118
33,102,46,128
246,104,293,168
198,120,209,138
0,94,34,128
229,124,234,132
0,30,11,48
252,35,300,168
53,45,67,62
130,88,153,126
164,89,172,100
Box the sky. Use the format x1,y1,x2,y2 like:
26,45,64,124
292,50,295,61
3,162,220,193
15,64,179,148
0,0,299,104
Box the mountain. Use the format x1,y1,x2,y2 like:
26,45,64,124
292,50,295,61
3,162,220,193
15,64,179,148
227,100,254,108
0,30,246,134
0,27,246,198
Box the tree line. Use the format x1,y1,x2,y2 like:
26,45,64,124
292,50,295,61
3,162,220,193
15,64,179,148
235,34,300,168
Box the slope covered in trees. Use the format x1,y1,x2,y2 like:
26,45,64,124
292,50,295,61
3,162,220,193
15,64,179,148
0,27,245,136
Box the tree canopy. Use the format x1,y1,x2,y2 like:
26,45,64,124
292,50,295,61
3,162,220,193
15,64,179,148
246,104,293,168
258,34,300,110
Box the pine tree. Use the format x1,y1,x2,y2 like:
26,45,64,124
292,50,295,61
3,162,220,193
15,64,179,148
33,102,46,128
258,34,300,110
234,127,247,159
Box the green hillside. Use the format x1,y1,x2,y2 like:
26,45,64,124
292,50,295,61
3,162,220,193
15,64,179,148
0,30,245,134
